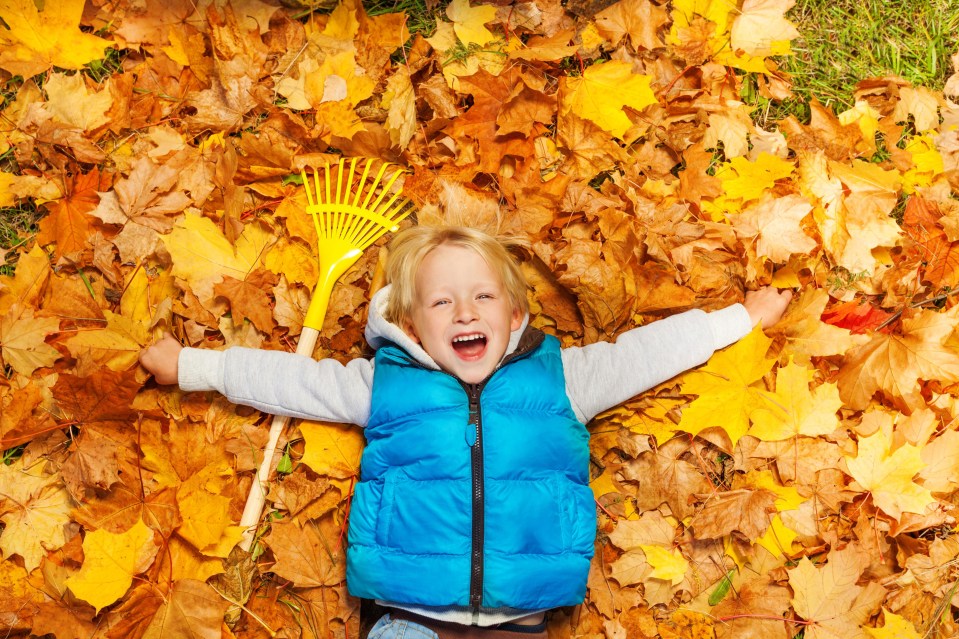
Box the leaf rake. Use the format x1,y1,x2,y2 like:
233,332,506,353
238,157,413,551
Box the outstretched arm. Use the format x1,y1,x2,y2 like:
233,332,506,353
561,286,792,422
139,335,374,425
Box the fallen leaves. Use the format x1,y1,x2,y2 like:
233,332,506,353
1,0,959,637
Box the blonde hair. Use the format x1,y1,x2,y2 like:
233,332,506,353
384,226,529,327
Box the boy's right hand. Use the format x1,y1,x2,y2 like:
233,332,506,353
139,334,183,385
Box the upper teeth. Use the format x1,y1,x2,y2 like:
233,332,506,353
453,334,484,342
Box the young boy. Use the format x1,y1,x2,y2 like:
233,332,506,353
140,225,791,639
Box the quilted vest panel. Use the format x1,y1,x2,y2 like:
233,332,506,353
346,333,595,610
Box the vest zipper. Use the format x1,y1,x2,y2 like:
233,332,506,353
382,329,546,616
465,382,485,616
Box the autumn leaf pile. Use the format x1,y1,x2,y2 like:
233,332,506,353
2,0,959,636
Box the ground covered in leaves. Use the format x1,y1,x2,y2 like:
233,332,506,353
2,0,959,637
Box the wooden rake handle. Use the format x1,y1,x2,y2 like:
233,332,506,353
237,326,320,552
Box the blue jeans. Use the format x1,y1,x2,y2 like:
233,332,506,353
368,614,440,639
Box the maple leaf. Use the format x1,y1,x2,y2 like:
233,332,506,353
733,193,817,263
729,0,800,58
300,421,365,479
594,0,669,51
91,155,193,233
383,67,417,149
0,377,59,448
444,0,497,46
639,544,688,585
64,310,149,373
819,159,902,273
677,325,776,447
865,609,922,639
41,73,114,132
162,213,274,307
821,300,894,335
619,438,713,519
688,488,778,542
788,549,886,639
109,579,230,639
0,303,60,376
0,457,73,571
266,517,346,587
749,358,842,441
837,307,959,411
37,168,110,259
65,518,159,613
844,429,935,520
0,0,115,78
770,288,868,362
560,61,657,139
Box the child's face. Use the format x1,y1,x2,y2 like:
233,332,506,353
404,243,522,384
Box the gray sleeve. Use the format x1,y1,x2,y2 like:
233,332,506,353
562,304,753,422
178,347,374,425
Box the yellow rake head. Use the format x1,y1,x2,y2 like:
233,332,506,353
300,157,414,331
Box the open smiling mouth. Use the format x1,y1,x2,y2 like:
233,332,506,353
451,333,487,359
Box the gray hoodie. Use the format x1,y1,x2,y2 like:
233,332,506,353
180,285,752,426
177,285,752,625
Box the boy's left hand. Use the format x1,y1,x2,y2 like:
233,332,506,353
743,286,792,329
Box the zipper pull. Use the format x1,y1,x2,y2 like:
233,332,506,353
465,385,479,447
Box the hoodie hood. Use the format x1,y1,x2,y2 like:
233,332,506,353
365,284,530,371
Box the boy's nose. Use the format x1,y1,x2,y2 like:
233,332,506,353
454,302,478,322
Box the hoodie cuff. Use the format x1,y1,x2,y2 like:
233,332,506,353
177,347,225,392
708,303,754,351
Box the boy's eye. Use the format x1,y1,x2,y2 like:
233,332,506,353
477,294,493,300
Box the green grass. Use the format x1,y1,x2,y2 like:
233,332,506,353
782,0,959,114
0,202,43,277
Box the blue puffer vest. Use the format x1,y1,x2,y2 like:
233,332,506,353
346,329,596,610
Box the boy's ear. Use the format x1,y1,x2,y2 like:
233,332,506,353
510,307,523,331
402,320,421,344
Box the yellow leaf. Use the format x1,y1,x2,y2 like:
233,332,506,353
300,421,365,479
0,0,115,78
739,470,806,512
323,1,360,40
902,134,944,194
771,288,868,363
639,544,688,585
0,303,61,376
162,213,273,305
0,244,49,316
64,311,148,372
304,50,375,108
166,535,226,582
65,519,158,613
383,67,417,150
733,193,817,263
838,100,880,143
677,325,775,447
718,153,795,203
41,73,113,131
838,307,959,412
729,0,799,58
749,358,842,441
894,86,941,133
446,0,498,46
844,429,935,520
865,609,922,639
561,61,657,139
755,515,799,558
263,237,319,288
176,489,234,553
0,458,73,571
